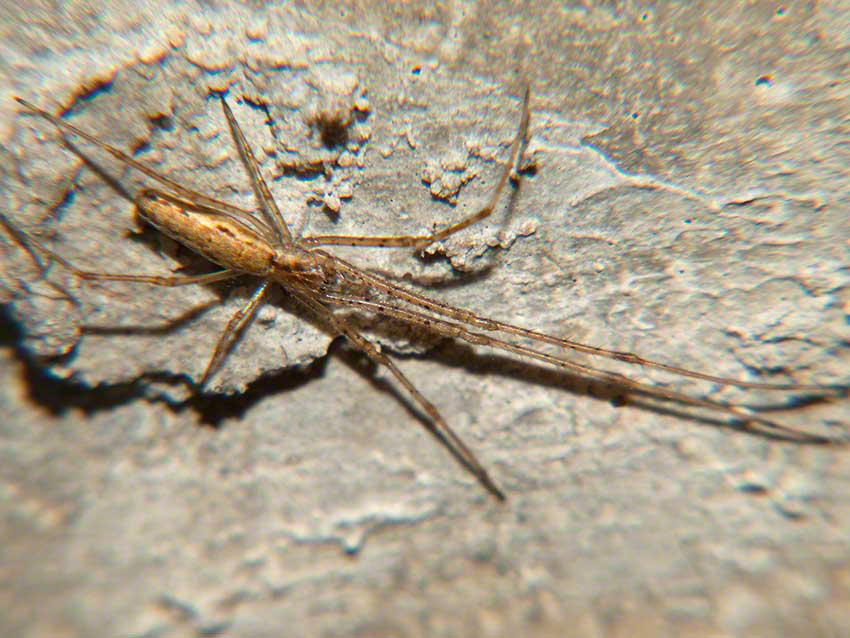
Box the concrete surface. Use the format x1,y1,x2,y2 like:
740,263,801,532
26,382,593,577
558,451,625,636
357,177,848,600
1,1,849,636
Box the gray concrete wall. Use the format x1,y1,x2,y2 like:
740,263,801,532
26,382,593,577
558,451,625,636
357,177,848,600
1,2,849,636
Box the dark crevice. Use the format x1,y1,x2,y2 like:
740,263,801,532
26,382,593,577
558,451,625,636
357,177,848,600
0,303,330,425
2,305,150,415
183,349,333,427
148,113,174,132
62,79,114,116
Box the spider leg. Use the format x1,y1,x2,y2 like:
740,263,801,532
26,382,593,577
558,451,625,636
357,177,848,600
289,284,506,500
301,87,531,250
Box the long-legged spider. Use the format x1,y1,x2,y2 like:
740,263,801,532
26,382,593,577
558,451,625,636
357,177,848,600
9,87,845,500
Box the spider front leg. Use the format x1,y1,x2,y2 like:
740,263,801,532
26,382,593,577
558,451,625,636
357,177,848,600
301,87,531,252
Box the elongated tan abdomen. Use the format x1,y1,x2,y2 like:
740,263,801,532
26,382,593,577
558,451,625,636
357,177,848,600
136,189,277,275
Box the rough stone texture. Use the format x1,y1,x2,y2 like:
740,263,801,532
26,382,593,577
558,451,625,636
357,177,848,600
1,2,849,637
